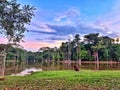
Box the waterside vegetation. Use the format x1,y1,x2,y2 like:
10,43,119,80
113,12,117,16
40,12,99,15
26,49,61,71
3,33,120,63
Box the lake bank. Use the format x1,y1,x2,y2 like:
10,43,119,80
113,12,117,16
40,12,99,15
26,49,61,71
58,60,120,64
0,70,120,90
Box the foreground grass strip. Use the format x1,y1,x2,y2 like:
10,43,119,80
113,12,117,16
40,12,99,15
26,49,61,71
0,70,120,90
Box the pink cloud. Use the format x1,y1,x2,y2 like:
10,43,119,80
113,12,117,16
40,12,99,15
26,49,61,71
26,22,56,33
20,40,64,51
0,37,64,51
0,35,66,51
0,37,8,44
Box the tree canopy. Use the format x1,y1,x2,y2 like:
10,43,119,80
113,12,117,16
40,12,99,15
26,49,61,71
2,33,120,62
0,0,35,43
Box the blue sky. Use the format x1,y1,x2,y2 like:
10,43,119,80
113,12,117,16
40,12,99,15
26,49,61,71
1,0,120,51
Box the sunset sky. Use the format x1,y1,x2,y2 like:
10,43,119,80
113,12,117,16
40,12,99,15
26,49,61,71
1,0,120,51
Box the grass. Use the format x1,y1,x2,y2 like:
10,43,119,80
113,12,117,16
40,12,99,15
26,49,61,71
0,70,120,90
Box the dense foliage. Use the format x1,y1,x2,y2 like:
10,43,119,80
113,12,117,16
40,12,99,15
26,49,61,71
0,0,35,43
3,33,120,62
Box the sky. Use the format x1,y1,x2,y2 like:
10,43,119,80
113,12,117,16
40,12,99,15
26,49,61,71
1,0,120,51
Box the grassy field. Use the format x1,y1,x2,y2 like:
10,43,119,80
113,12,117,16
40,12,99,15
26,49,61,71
0,70,120,90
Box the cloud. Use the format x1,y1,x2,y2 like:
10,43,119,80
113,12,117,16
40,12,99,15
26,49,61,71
28,6,120,39
21,3,120,51
46,24,110,36
36,34,74,41
49,36,68,40
29,24,77,36
107,32,120,38
54,8,81,25
20,40,65,51
0,37,8,44
94,0,120,36
30,30,56,35
29,23,113,41
48,25,77,35
54,34,74,40
26,22,56,33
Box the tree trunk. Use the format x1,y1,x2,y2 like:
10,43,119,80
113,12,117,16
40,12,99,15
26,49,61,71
96,51,99,63
93,51,99,63
78,46,81,65
0,49,6,78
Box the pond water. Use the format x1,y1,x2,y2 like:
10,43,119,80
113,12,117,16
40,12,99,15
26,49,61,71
5,61,120,75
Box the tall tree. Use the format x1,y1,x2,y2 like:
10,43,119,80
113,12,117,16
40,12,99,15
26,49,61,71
101,36,113,61
84,33,103,62
67,39,71,61
116,38,119,44
74,34,81,62
0,0,35,77
60,42,67,60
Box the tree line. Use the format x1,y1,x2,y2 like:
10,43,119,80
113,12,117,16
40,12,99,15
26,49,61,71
4,33,120,62
1,1,119,63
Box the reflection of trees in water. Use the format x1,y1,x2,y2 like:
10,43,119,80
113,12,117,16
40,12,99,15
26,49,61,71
5,61,120,75
5,61,25,75
95,63,99,70
94,63,120,70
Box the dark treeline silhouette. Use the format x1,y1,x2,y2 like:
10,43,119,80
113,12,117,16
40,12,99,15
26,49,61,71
2,33,120,63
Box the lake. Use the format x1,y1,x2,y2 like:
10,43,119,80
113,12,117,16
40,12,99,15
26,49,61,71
5,61,120,75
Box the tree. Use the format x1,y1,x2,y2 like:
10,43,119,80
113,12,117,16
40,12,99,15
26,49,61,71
0,0,35,43
116,38,119,44
111,44,120,61
0,0,35,78
101,36,113,61
91,44,106,62
84,33,99,61
74,34,81,62
67,39,71,61
60,42,68,60
84,33,103,62
84,33,100,45
80,50,88,60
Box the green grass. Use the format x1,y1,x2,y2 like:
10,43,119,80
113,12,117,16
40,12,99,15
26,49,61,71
0,70,120,90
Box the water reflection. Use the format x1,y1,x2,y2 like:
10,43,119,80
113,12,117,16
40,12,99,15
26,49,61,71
5,61,120,75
